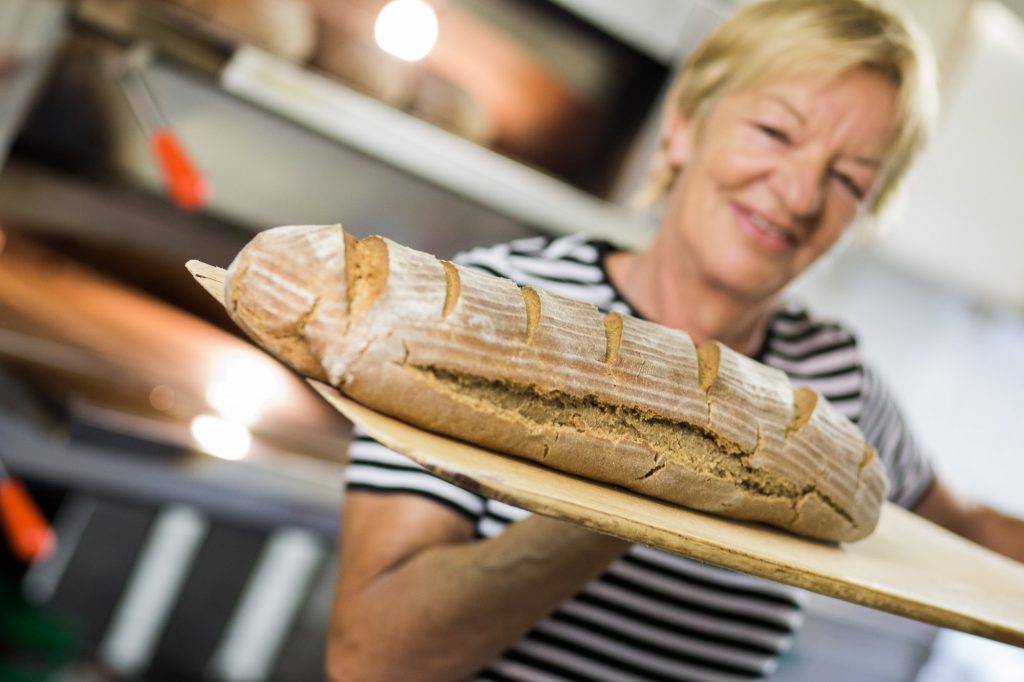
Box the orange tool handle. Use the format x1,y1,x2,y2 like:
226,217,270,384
151,127,208,211
0,477,56,563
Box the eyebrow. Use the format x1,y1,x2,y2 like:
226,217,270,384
763,94,806,125
848,156,884,169
761,94,885,168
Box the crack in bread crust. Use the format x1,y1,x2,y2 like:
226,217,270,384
412,365,857,527
521,287,541,345
347,236,389,318
440,261,461,320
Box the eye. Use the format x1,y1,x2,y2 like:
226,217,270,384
755,124,790,144
832,171,865,200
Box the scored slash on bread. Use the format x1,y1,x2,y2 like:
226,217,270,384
205,224,889,542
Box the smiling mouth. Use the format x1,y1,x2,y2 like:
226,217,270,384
735,206,799,252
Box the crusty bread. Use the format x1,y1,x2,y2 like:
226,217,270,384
225,224,889,542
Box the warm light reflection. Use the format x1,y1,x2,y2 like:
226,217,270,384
375,0,439,62
191,415,251,461
205,354,283,425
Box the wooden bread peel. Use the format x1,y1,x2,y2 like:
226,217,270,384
187,260,1024,647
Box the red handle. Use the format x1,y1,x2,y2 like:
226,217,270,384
151,127,208,211
0,478,56,563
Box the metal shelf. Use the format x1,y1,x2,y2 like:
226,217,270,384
221,46,658,249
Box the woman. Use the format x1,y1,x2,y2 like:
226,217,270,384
328,1,1024,680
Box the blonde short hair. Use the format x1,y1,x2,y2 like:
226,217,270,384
644,0,938,216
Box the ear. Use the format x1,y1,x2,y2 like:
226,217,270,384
662,109,695,168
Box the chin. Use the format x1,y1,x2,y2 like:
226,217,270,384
710,252,792,299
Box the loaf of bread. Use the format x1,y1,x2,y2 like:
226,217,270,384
223,224,889,542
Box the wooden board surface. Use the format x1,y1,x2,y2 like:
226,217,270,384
309,381,1024,647
185,260,1024,647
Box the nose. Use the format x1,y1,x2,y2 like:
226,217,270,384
774,152,827,220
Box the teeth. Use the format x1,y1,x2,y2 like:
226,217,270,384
749,213,790,241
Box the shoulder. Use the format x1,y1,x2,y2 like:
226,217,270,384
762,303,935,505
761,301,865,419
762,301,862,367
453,233,620,306
453,233,611,271
767,301,858,343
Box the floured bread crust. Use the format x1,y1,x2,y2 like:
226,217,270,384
224,224,890,542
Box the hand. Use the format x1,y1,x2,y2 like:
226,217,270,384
914,478,1024,563
974,506,1024,563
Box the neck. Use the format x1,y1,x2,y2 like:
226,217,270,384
606,234,777,356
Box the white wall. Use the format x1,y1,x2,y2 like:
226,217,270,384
877,1,1024,309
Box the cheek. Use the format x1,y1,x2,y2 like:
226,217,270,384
695,154,749,197
809,200,858,252
708,133,774,189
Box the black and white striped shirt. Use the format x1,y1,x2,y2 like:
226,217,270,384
345,233,935,681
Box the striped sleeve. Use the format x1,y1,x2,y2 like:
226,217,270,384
857,365,935,509
345,427,487,522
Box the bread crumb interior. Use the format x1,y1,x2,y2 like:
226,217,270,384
412,365,855,524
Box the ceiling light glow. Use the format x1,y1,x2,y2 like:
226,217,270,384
191,415,251,461
206,353,283,425
375,0,439,62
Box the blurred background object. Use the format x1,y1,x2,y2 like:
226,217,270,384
163,0,317,62
106,42,208,211
0,0,1022,680
0,0,66,170
0,454,56,564
307,0,667,195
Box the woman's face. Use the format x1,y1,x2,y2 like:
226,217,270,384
662,67,899,301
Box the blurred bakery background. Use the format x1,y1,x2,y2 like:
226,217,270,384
0,0,1021,680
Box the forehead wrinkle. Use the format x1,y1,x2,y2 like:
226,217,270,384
760,93,807,124
792,80,895,168
831,104,898,169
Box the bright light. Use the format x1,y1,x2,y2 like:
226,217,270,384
206,354,283,425
374,0,439,62
191,415,251,461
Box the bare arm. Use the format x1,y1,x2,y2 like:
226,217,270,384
326,491,630,682
913,477,1024,563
